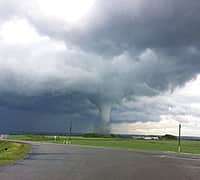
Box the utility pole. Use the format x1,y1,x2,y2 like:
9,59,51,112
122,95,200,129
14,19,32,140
178,124,181,152
64,128,68,144
68,120,72,144
64,93,73,144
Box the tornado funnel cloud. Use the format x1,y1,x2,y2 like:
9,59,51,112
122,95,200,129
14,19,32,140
95,103,111,134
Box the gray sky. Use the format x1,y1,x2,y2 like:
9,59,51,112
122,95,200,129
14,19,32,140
0,0,200,135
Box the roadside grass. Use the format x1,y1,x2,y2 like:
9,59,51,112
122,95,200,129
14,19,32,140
7,134,200,154
0,140,30,165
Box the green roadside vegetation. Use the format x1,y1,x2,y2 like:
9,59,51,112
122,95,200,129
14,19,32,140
7,134,200,154
0,140,30,165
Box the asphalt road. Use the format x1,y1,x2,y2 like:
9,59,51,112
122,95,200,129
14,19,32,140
0,141,200,180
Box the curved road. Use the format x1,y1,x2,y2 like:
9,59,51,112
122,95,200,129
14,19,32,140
0,141,200,180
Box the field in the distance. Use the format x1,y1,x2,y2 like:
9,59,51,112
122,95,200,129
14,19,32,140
0,141,30,165
7,134,200,154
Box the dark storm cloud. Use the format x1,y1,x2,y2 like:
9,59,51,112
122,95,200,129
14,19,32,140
24,0,200,93
28,0,200,55
0,93,98,133
0,93,95,114
0,0,200,133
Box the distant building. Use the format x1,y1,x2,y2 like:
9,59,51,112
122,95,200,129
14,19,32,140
144,136,159,140
131,135,159,140
0,134,7,139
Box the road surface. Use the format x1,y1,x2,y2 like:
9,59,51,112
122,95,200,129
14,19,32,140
0,141,200,180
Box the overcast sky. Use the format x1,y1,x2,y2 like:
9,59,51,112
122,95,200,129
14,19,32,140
0,0,200,136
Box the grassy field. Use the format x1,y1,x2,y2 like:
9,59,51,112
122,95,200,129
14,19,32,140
0,140,30,165
7,134,200,154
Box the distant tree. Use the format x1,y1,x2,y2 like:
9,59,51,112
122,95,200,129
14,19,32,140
160,134,177,140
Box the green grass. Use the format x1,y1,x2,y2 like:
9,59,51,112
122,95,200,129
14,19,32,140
0,140,30,165
71,137,200,154
7,134,200,154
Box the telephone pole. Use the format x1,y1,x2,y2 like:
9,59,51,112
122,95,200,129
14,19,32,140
178,124,181,152
68,120,72,144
